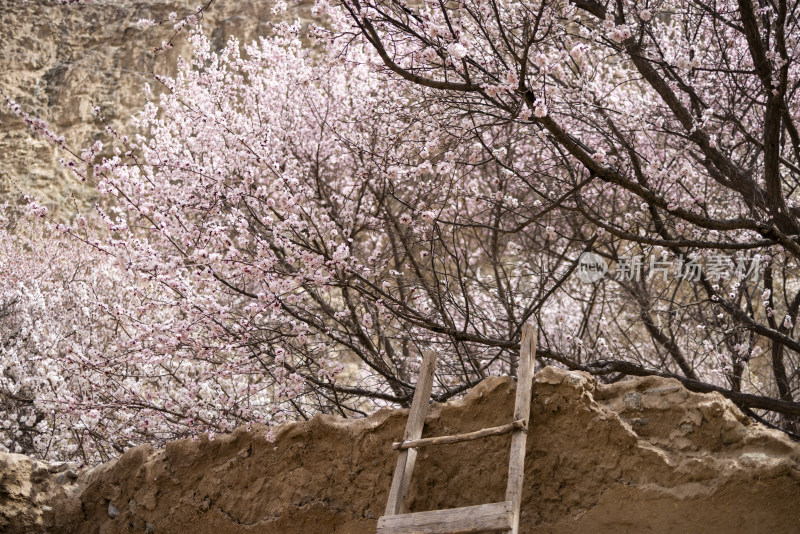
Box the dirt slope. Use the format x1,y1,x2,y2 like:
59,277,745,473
2,367,799,533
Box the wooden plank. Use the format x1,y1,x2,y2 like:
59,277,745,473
376,501,513,534
504,322,536,534
384,350,438,516
392,419,527,450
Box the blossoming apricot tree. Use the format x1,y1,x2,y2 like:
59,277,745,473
332,0,800,431
4,0,800,460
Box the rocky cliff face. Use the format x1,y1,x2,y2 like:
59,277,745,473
2,367,799,533
0,0,298,214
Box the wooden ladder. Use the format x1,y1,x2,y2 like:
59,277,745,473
376,323,537,534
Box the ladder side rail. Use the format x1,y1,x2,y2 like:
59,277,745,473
504,323,537,534
384,350,438,516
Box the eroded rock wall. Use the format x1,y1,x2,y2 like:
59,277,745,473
0,0,296,213
2,367,799,533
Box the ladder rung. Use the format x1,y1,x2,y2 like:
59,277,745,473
392,419,526,450
376,501,513,534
